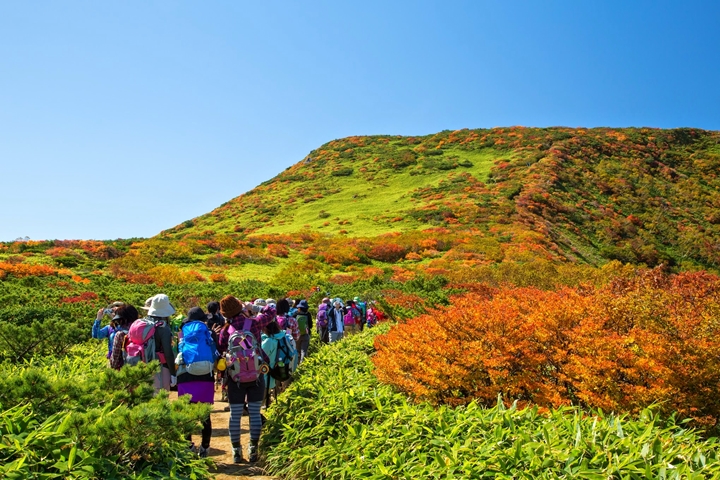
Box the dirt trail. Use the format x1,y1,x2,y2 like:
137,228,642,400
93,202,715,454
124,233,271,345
176,388,280,480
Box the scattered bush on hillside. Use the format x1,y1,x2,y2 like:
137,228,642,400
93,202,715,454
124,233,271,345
330,167,353,176
373,269,720,426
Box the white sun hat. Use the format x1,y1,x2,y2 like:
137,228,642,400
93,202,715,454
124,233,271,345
142,293,176,317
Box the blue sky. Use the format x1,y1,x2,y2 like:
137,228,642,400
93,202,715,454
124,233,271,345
1,1,718,241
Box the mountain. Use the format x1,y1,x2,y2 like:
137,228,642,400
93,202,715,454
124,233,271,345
162,127,720,270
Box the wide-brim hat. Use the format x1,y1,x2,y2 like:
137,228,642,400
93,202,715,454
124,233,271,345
297,300,309,309
142,294,176,317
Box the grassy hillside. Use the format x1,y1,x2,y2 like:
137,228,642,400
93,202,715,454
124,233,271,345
161,127,720,271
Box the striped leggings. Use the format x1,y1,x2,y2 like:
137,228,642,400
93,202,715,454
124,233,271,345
228,401,262,444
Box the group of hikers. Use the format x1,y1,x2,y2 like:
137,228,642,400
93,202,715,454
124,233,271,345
91,293,382,463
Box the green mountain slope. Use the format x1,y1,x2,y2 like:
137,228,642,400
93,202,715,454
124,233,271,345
163,127,720,270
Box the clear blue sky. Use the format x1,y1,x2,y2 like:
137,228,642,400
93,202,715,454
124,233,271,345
1,1,718,241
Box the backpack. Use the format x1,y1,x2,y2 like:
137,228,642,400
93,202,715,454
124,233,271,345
225,319,266,384
296,312,310,335
125,318,164,366
344,309,356,326
269,336,294,382
316,307,328,328
176,320,216,376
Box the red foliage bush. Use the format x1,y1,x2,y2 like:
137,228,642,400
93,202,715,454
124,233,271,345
373,269,720,424
61,291,99,303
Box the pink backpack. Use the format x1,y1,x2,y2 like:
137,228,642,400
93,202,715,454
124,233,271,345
225,319,266,384
125,318,164,366
344,309,355,326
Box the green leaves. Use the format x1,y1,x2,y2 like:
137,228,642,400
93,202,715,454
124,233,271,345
262,326,720,479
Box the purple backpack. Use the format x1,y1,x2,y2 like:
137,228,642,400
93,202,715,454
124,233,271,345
225,319,266,384
316,305,328,328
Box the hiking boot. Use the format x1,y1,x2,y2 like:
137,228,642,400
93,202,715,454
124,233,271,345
232,447,243,463
198,446,209,458
248,440,259,462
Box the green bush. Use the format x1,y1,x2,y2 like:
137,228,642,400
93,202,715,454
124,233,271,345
0,343,212,479
262,326,720,479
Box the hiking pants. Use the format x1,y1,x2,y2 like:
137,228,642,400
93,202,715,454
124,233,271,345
318,326,329,344
329,331,343,343
186,417,212,449
298,334,310,363
154,366,171,393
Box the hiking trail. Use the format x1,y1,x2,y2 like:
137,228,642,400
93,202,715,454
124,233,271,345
172,388,280,480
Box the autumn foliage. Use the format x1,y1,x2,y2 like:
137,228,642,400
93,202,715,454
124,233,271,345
373,269,720,425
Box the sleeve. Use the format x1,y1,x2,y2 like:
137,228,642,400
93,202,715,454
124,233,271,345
308,312,314,332
92,320,110,339
110,331,125,370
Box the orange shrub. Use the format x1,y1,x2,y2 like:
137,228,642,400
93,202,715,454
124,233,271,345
267,243,290,258
367,242,407,262
373,269,720,424
209,273,228,283
0,262,56,278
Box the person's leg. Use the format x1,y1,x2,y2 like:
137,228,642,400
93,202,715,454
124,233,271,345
299,334,310,363
246,401,262,461
227,380,245,463
199,416,212,456
245,378,265,462
228,403,243,462
153,366,171,393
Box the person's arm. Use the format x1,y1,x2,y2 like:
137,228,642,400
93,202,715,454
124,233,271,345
92,308,109,339
160,325,177,376
308,312,314,333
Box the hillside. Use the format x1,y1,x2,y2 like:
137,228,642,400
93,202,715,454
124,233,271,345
164,127,720,270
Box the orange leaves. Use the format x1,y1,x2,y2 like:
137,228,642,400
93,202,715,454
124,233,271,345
0,262,57,278
373,270,720,424
267,244,290,258
209,273,228,283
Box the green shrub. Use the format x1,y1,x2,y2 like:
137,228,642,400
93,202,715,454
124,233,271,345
262,326,720,479
331,167,354,177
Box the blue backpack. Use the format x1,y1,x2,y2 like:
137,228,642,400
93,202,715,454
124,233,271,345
176,320,216,376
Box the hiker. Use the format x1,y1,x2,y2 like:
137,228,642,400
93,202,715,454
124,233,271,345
205,301,224,344
220,295,271,463
295,300,313,363
344,299,359,335
354,296,367,332
177,307,217,458
287,299,298,318
206,301,224,389
276,299,299,343
327,299,345,343
316,298,330,344
261,320,297,402
92,301,124,359
109,304,139,370
275,298,300,372
366,303,378,328
137,294,177,392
